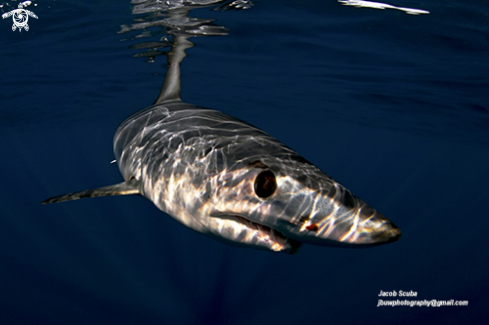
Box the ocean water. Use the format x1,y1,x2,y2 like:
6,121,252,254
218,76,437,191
1,0,488,324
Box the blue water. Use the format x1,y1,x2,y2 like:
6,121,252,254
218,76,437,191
1,0,488,324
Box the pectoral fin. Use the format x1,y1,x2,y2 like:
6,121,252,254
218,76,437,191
41,178,140,205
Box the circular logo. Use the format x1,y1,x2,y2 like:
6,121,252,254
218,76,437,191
2,3,38,32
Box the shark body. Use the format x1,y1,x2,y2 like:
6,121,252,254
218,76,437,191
42,36,401,253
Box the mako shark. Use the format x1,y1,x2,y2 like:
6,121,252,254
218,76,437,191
42,35,401,254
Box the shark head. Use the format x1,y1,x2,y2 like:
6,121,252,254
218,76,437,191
201,154,401,252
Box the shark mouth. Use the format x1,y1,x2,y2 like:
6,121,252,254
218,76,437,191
228,215,302,254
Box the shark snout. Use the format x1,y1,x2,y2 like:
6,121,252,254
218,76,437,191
369,218,402,244
352,208,402,245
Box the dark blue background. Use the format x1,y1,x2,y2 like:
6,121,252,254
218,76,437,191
1,0,488,324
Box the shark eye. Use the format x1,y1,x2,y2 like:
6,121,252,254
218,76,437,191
254,170,277,198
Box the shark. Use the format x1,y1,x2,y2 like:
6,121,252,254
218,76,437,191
42,33,401,254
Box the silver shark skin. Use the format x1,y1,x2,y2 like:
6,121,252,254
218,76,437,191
42,30,400,253
112,98,401,253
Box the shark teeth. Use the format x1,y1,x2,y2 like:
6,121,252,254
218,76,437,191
220,215,302,254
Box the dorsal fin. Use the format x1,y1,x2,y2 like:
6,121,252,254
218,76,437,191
153,35,194,105
41,178,140,205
